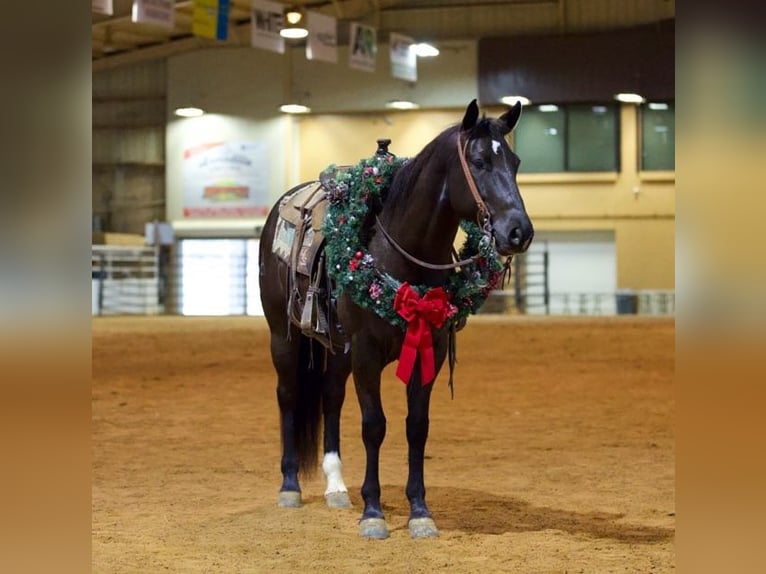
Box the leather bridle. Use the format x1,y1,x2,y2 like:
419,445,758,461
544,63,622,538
374,132,496,271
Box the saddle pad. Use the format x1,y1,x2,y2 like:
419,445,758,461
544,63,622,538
273,181,329,275
278,181,326,229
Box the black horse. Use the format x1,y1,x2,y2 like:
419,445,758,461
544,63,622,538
258,100,533,539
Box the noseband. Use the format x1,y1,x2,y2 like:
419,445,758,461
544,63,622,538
375,133,497,271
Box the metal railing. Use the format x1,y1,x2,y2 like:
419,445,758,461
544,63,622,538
92,245,162,315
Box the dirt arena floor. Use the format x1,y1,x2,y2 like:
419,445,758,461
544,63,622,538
92,315,674,573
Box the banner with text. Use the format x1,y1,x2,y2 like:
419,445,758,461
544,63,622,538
92,0,113,15
390,33,417,82
306,11,337,63
131,0,174,28
251,0,285,54
348,22,377,73
182,141,270,218
192,0,230,41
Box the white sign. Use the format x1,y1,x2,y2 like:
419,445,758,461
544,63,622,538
182,141,270,218
92,0,113,15
306,11,337,63
389,33,417,82
251,0,285,54
131,0,175,28
348,22,377,73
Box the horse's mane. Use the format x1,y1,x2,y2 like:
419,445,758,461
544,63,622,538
384,117,498,212
383,124,458,212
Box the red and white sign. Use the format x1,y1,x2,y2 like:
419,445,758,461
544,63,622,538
182,141,270,218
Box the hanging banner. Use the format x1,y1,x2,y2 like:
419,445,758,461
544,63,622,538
348,22,377,73
306,11,337,63
390,33,417,82
251,0,285,54
182,141,270,218
131,0,175,28
192,0,230,41
92,0,113,15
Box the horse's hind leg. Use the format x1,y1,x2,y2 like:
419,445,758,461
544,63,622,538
272,334,304,507
321,353,352,508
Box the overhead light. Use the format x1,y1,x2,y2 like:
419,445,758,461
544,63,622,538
174,107,205,117
412,43,439,57
280,103,311,114
537,104,559,112
385,100,419,110
615,93,645,104
500,95,531,106
280,8,308,39
648,102,669,110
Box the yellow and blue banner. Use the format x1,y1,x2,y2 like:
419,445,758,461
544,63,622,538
193,0,230,41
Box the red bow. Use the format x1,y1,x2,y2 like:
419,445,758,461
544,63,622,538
393,283,451,385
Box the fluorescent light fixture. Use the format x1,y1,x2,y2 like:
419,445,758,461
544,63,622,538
537,104,559,112
500,95,531,106
280,8,308,39
279,103,311,114
648,102,669,110
385,100,420,110
615,93,645,104
174,107,205,117
412,43,439,57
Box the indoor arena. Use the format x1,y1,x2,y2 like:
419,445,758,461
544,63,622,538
92,1,675,571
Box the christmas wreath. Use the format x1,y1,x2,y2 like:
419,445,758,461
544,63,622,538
320,152,506,336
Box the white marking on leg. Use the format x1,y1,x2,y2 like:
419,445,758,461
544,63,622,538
322,451,348,495
492,139,502,155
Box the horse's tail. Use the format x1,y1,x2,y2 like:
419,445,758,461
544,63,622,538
293,335,324,477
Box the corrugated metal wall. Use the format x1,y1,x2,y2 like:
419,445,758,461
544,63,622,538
376,0,674,40
93,60,166,235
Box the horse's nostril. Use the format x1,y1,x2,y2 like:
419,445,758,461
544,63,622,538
510,227,523,246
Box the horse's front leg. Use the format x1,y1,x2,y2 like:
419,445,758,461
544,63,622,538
405,335,448,538
352,334,389,539
405,372,439,538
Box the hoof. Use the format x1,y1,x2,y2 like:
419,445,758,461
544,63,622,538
325,491,352,508
409,517,439,538
277,491,301,508
359,517,389,539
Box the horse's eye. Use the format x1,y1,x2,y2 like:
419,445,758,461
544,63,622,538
471,158,485,169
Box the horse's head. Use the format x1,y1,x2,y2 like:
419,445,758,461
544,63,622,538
450,99,534,256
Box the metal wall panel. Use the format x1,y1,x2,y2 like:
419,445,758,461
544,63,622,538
93,59,167,234
478,19,674,105
93,59,166,99
92,127,164,165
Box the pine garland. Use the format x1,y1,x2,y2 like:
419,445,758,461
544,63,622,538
321,153,505,331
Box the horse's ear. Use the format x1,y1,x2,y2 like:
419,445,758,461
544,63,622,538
499,101,523,134
461,99,480,132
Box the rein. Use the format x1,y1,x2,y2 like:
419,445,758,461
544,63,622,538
374,216,480,271
373,132,494,272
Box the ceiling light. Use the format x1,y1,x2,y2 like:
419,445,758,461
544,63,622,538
412,43,439,57
648,102,669,110
174,107,205,117
615,93,645,104
385,100,419,110
537,104,559,112
280,103,311,114
500,96,531,106
280,8,308,39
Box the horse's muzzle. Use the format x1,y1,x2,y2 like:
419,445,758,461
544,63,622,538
497,218,534,255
